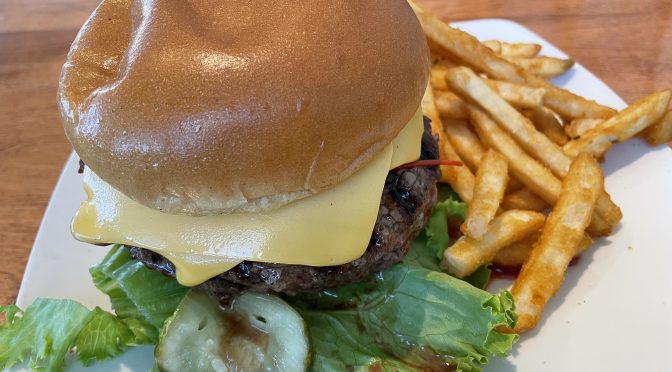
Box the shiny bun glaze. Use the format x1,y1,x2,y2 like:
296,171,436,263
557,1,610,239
59,0,429,215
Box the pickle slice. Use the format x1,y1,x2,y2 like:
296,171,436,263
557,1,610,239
155,290,309,372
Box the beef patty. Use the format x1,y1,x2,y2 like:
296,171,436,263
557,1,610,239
129,117,440,304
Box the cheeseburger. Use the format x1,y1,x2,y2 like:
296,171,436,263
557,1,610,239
59,0,438,304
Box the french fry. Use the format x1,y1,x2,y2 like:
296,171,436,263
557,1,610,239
412,2,668,339
507,56,575,79
435,90,469,119
470,108,562,205
505,178,525,194
485,79,546,109
441,118,526,192
442,118,485,170
447,67,621,235
564,90,672,158
423,84,456,183
413,0,670,340
471,109,615,234
438,141,475,203
537,79,616,120
409,2,616,121
409,2,526,83
526,75,617,120
462,150,509,239
440,78,545,113
493,233,592,268
443,210,545,278
439,142,475,203
502,187,549,212
524,106,569,146
483,40,542,58
512,153,603,332
565,118,604,139
430,50,461,69
641,109,672,146
481,40,503,54
422,84,475,202
593,190,622,235
430,65,450,91
492,232,540,268
446,66,572,177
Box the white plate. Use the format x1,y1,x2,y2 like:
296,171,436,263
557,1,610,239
16,19,672,371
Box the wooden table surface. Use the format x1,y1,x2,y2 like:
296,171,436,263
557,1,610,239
1,0,670,305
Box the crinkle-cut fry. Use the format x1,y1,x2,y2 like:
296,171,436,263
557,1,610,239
483,40,542,58
422,84,475,202
565,118,605,139
523,106,569,146
494,233,592,268
512,153,603,332
462,150,509,239
430,65,450,91
564,90,672,158
446,66,572,177
442,118,485,171
507,56,575,79
435,90,469,120
485,79,546,109
447,67,620,235
443,210,545,278
641,109,672,146
502,188,549,212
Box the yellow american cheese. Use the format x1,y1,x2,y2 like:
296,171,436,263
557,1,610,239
72,107,424,286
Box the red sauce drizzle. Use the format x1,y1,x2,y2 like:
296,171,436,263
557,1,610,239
394,159,463,170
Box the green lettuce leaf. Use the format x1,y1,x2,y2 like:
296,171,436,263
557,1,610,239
90,245,188,343
463,265,492,290
425,189,467,260
421,185,492,289
75,307,137,366
0,245,187,371
0,299,132,371
291,243,518,372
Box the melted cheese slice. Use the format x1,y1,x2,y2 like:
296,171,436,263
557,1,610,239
72,107,424,286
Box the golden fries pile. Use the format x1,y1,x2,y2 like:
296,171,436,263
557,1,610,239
410,1,672,333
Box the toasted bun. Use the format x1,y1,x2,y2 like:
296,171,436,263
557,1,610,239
59,0,429,215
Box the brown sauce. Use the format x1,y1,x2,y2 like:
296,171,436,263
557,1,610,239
219,313,270,370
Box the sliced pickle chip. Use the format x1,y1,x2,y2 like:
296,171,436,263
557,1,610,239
155,290,310,372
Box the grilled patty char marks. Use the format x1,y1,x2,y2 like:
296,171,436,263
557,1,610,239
128,117,440,304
